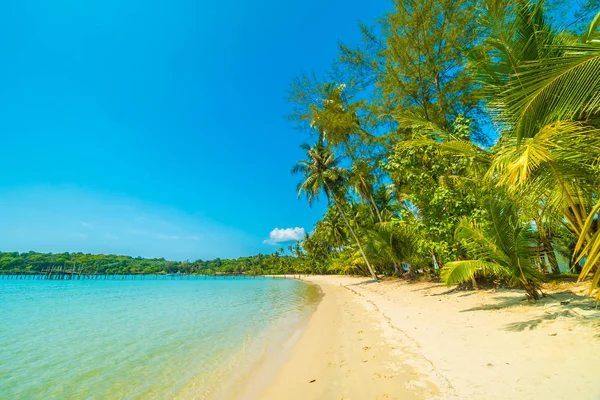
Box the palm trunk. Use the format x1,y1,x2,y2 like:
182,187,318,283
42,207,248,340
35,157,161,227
325,184,377,280
358,173,383,224
516,257,541,301
523,282,541,301
334,200,378,280
369,192,384,224
344,142,384,224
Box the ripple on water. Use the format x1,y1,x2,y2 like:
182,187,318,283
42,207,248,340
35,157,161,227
0,278,320,399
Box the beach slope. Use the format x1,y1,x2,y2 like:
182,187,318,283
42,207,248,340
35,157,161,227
255,276,600,400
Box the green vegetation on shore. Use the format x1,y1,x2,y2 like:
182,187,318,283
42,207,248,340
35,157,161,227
288,0,600,300
0,251,303,276
4,1,600,302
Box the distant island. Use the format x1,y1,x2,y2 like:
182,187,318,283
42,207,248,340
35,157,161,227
0,250,304,276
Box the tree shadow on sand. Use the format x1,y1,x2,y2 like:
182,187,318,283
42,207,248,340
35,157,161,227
460,291,594,311
429,288,459,295
460,290,600,333
503,309,597,332
429,288,480,297
345,279,379,287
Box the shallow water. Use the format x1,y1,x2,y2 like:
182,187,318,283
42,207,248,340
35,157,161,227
0,277,320,399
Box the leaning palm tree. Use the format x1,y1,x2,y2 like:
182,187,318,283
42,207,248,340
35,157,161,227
292,142,378,280
348,159,385,223
441,197,544,300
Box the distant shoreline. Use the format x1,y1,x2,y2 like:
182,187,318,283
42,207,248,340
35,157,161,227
238,276,600,400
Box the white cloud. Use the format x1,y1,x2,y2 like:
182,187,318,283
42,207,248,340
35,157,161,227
104,234,120,240
263,227,304,245
80,221,93,229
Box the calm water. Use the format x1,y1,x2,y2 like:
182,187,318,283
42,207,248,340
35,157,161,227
0,277,320,399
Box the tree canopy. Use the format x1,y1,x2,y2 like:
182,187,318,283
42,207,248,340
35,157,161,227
288,0,600,300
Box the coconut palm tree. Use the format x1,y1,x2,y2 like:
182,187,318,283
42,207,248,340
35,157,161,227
348,159,385,223
293,142,378,280
441,196,544,300
473,1,599,197
363,220,420,276
315,208,348,249
471,1,600,297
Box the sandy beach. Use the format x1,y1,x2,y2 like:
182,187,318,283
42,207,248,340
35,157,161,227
244,275,600,400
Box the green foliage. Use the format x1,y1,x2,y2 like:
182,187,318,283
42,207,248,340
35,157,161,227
441,197,544,299
294,142,378,279
348,0,484,134
11,0,599,303
0,251,304,276
285,0,600,301
382,116,489,266
471,1,600,297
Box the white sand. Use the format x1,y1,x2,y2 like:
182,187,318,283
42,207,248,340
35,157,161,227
246,275,600,400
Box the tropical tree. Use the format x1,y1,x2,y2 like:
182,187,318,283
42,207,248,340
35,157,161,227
282,0,600,300
441,196,544,300
293,142,378,279
471,0,600,297
363,219,421,276
348,159,385,223
314,208,349,249
383,115,490,269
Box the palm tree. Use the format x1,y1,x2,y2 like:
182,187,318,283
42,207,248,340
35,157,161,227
441,196,544,300
363,220,420,276
293,142,378,280
315,208,348,249
348,159,385,223
471,2,600,297
301,232,331,274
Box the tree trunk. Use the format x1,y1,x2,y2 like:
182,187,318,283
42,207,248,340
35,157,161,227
346,142,384,224
471,276,479,290
369,193,384,224
523,282,541,301
328,194,378,281
337,203,378,280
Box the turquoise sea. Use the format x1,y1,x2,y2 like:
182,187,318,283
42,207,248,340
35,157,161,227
0,277,320,399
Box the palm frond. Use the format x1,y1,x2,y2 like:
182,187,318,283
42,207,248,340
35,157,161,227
441,260,507,286
504,42,600,140
583,11,600,42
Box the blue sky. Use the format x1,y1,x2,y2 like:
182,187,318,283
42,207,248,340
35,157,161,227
0,0,392,260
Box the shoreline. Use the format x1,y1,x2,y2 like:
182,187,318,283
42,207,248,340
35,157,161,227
237,275,600,400
206,278,322,400
237,276,444,400
221,280,322,400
